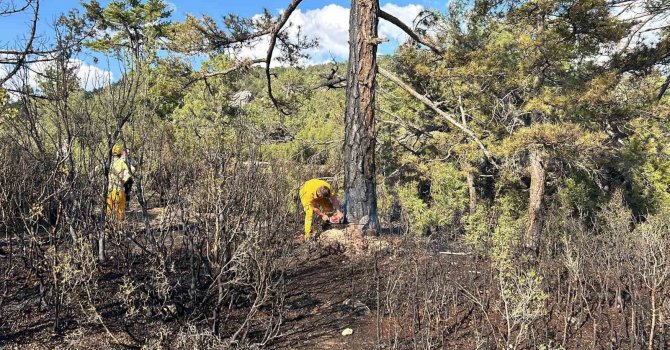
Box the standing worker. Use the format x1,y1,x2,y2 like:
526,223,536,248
122,148,136,210
107,144,131,221
299,178,343,240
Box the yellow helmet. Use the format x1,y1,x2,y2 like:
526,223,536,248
112,144,123,156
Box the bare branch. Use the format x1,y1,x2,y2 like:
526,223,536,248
378,67,492,160
311,61,346,90
184,58,265,89
4,87,51,100
1,0,39,86
313,76,347,90
265,0,303,114
0,0,32,15
657,74,670,101
378,9,444,55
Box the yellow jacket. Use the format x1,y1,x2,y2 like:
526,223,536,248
300,179,334,237
108,157,131,192
299,178,331,207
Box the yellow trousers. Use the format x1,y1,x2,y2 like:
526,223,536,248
302,197,333,238
107,190,126,222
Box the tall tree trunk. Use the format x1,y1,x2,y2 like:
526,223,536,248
467,172,477,214
98,233,105,261
343,0,379,234
526,150,546,250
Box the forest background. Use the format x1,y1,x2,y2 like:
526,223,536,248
2,0,670,348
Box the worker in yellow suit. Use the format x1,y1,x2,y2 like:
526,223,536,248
107,144,131,222
299,178,343,239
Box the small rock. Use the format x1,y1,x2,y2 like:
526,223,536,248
342,299,370,316
230,90,254,108
341,328,353,336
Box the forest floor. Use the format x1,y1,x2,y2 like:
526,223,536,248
0,206,620,349
0,205,476,350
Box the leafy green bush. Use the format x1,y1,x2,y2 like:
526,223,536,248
429,162,468,226
397,181,437,234
463,204,491,255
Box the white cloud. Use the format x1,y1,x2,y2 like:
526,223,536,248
72,59,113,91
613,0,669,48
379,3,424,43
2,58,113,94
165,1,177,13
236,34,272,65
578,1,670,67
291,4,351,62
237,2,424,66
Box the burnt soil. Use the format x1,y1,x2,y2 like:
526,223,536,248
0,223,634,349
0,233,417,349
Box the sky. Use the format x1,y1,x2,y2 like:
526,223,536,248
1,0,449,91
4,0,665,91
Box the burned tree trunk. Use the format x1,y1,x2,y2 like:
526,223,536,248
343,0,379,234
525,150,546,250
467,172,477,214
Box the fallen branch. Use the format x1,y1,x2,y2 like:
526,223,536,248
439,251,472,255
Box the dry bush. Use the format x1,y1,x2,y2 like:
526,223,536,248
0,123,104,333
374,236,477,349
376,190,670,350
1,97,297,347
534,192,670,349
114,136,296,346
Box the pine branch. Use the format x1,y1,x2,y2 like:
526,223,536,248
378,67,492,160
184,58,265,89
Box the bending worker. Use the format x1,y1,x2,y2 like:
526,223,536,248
107,144,131,221
299,178,343,239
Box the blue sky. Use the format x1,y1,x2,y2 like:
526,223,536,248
2,0,447,43
1,0,448,89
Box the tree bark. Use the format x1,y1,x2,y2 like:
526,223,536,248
343,0,379,233
525,150,546,250
467,172,477,214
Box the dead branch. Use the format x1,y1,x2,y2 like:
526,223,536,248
0,0,33,15
0,0,39,86
378,9,444,55
184,58,265,89
378,67,492,160
265,0,303,114
657,74,670,101
312,63,346,89
314,76,347,90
